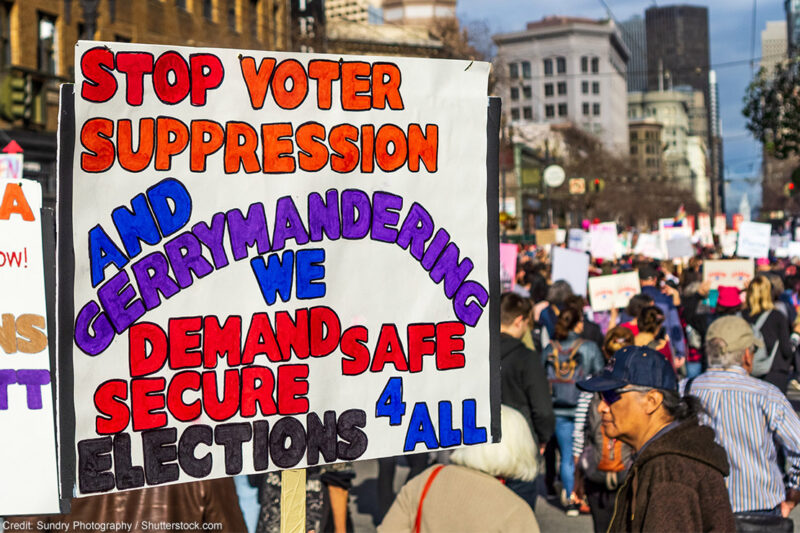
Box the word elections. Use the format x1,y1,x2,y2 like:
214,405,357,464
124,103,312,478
79,48,432,175
0,314,50,411
78,409,367,493
75,179,487,355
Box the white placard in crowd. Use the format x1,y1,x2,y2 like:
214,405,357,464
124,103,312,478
0,178,61,514
590,222,617,260
789,241,800,259
736,221,771,259
552,247,589,296
666,235,694,259
703,259,754,290
721,231,738,257
587,271,641,312
568,229,589,252
499,243,517,292
68,42,494,496
633,233,663,259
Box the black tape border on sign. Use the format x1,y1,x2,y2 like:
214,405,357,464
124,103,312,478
57,83,76,511
487,96,501,442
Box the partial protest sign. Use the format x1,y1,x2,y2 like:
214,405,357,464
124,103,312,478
666,235,693,260
535,228,557,246
0,179,61,514
64,42,495,496
703,260,754,290
551,247,589,296
736,221,771,259
714,214,727,235
499,243,517,292
568,229,588,252
590,222,617,260
789,242,800,259
0,153,23,180
721,231,738,257
633,233,663,259
587,271,640,312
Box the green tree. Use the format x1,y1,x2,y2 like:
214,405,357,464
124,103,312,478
743,59,800,159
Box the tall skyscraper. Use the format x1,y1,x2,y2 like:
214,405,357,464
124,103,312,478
646,5,723,213
620,15,647,92
761,20,788,75
786,0,800,55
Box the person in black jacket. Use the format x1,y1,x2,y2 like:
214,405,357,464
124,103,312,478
500,292,555,513
744,275,794,393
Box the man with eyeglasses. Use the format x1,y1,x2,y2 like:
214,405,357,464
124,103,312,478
680,315,800,527
577,345,735,532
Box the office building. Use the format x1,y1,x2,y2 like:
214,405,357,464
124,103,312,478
327,0,383,24
761,20,788,75
382,0,456,27
493,16,630,154
787,0,800,55
620,15,647,92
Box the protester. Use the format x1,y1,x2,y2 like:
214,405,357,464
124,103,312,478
542,307,604,516
378,405,540,533
680,316,800,530
577,345,735,532
499,292,555,512
573,327,635,533
744,274,794,392
566,294,605,348
638,265,687,363
617,293,655,333
633,305,682,370
539,279,575,346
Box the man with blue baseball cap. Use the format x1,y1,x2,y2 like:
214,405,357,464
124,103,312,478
577,346,734,532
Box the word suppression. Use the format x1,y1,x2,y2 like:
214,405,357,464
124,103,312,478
75,178,488,355
77,409,367,493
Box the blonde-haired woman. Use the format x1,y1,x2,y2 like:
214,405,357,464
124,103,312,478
745,274,793,393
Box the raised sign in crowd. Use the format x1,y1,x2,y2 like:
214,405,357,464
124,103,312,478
2,39,799,533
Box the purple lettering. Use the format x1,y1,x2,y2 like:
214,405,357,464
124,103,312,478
74,301,115,355
341,189,370,240
272,196,310,251
15,369,51,409
97,270,145,334
308,190,341,242
193,212,230,269
454,281,488,327
131,252,180,309
227,204,270,261
164,232,214,288
371,192,402,243
397,203,434,260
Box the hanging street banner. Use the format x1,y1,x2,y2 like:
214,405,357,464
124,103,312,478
0,178,61,514
63,42,497,496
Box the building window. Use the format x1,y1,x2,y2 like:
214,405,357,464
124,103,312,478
511,108,520,121
544,83,553,97
591,57,599,73
581,56,588,73
592,81,599,94
557,57,566,74
593,103,600,116
521,61,531,79
228,0,237,31
115,34,131,42
509,63,519,79
581,81,588,94
522,86,531,99
250,0,260,39
176,0,187,8
203,0,213,20
38,13,57,74
558,103,568,117
0,2,9,69
523,106,533,120
557,82,567,95
630,132,637,142
543,59,553,76
545,104,555,118
583,102,590,116
630,145,638,155
510,87,519,101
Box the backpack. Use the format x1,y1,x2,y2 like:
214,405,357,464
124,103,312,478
579,395,633,488
750,311,780,378
546,339,585,408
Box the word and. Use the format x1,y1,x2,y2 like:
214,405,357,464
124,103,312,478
75,179,487,355
77,409,367,493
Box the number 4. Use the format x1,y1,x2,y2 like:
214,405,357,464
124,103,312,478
376,377,406,426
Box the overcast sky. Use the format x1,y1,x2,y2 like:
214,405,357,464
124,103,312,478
457,0,786,213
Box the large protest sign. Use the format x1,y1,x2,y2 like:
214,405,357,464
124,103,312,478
587,272,640,312
589,222,617,260
63,42,495,496
0,179,61,514
703,260,754,290
551,247,589,296
737,221,771,259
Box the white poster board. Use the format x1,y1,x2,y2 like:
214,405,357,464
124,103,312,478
634,233,663,259
590,222,617,260
587,271,641,312
0,179,61,514
789,241,800,259
551,247,589,296
703,259,754,290
499,243,517,292
69,42,493,496
666,235,694,259
736,221,771,259
568,229,588,252
721,231,738,257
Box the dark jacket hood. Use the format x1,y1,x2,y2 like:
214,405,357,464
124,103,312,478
500,332,524,360
635,417,730,477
